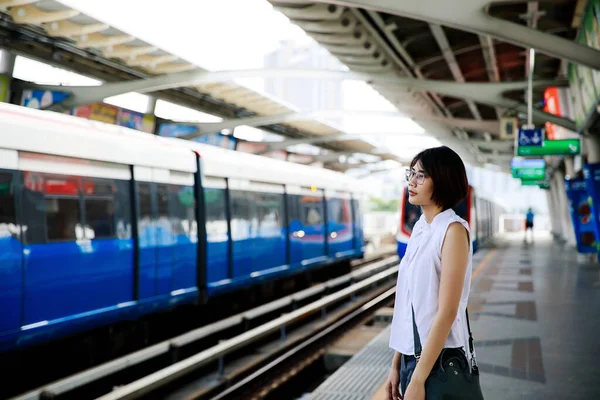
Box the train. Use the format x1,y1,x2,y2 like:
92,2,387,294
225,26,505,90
0,102,366,354
396,184,504,257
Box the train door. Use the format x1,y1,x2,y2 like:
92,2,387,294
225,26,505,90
287,187,326,267
0,169,22,334
136,179,175,298
351,196,364,252
252,186,286,275
229,186,254,279
327,193,354,257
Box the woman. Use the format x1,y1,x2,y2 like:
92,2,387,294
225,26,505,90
386,146,472,400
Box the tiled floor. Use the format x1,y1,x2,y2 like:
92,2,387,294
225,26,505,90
309,232,600,400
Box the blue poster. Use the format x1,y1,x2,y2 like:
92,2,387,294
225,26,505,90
583,163,600,258
158,123,236,150
565,177,596,254
21,89,70,109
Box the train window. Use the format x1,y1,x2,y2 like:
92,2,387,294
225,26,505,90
169,185,196,237
0,172,18,239
302,198,323,226
84,199,115,239
157,184,169,220
45,197,82,241
403,188,422,234
327,198,351,224
83,178,116,239
230,190,252,240
256,193,283,233
138,183,152,220
205,188,228,239
21,173,46,243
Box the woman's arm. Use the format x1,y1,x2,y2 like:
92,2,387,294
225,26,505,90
408,222,470,386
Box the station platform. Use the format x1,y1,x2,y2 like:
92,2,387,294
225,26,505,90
309,233,600,400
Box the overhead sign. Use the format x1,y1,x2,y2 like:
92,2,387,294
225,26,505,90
520,179,550,189
517,138,581,156
517,128,544,147
511,158,546,180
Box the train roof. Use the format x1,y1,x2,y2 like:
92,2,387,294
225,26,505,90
0,102,363,195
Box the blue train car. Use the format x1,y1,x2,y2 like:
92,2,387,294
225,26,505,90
396,182,503,258
0,102,365,354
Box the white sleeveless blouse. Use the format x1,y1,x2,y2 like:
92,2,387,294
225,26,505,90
389,208,473,356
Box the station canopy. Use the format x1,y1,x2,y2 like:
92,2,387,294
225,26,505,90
0,0,587,175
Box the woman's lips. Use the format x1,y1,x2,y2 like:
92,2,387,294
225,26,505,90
408,190,417,196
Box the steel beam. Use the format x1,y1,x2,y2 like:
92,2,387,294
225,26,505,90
311,0,600,70
429,23,483,120
181,109,502,140
27,68,573,130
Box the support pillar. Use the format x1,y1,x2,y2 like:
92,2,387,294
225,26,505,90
545,188,558,238
564,157,575,179
0,49,16,103
554,169,577,248
146,96,157,115
585,135,600,164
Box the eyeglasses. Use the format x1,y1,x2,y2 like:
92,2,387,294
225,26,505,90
405,169,427,185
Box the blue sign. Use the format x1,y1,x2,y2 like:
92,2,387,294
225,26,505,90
517,128,544,147
564,177,596,254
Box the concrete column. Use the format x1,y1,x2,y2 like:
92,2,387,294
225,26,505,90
0,49,16,103
145,96,157,115
550,174,566,241
554,170,577,248
545,188,558,237
584,135,600,164
564,157,575,179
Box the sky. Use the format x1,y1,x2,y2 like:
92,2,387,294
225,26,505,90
55,0,439,160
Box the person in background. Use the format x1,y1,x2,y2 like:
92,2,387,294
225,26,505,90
524,207,534,243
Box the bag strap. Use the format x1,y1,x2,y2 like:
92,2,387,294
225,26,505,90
411,305,422,360
412,305,478,369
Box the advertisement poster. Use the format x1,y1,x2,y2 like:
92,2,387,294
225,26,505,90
117,109,155,133
21,89,70,109
72,103,119,124
564,177,596,254
158,123,237,150
583,163,600,258
0,75,8,102
158,123,198,138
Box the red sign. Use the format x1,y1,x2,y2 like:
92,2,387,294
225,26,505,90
543,87,561,140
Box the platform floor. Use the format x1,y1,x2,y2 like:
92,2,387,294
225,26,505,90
309,233,600,400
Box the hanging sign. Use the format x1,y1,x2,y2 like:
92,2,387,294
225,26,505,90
517,138,581,156
511,158,546,180
517,128,544,147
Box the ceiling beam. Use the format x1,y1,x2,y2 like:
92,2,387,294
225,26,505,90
309,0,600,70
27,68,573,130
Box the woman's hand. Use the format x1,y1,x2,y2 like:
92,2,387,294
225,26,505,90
385,368,402,400
403,377,425,400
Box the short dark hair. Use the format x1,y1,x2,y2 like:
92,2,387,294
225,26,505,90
410,146,468,210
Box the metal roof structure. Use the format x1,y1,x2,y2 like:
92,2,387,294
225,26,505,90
0,0,596,173
0,0,403,170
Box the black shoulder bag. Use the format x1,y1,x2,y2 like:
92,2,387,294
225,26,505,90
411,305,485,399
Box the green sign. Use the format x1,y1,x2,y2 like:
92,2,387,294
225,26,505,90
521,179,550,189
512,167,546,180
517,139,581,156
